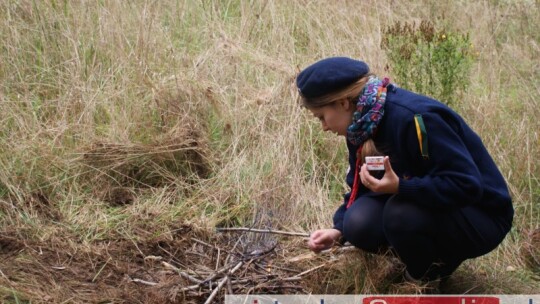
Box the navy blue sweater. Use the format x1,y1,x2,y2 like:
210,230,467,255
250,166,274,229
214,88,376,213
333,85,513,232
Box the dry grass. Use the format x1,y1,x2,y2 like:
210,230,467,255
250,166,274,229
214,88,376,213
0,0,538,302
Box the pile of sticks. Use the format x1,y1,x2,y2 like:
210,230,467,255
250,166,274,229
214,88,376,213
130,227,329,303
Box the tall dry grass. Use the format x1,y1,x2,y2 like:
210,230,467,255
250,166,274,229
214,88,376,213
0,0,538,299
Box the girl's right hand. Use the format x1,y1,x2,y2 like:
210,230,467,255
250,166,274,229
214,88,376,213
308,228,342,253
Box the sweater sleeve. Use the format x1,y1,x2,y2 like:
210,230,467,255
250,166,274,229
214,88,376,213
332,200,348,232
332,164,353,232
398,112,483,209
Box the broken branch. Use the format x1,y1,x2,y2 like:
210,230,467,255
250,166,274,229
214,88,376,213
216,227,309,237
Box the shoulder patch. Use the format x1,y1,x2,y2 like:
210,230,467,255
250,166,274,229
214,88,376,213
414,114,429,160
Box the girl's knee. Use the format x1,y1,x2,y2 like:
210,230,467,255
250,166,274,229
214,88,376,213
383,198,434,236
343,212,386,252
343,216,371,241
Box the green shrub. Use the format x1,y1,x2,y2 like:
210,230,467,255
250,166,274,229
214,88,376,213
382,21,475,106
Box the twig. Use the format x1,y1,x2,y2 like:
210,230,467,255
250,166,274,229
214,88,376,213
283,263,328,281
131,278,158,286
192,238,214,248
157,244,185,266
205,277,227,303
279,276,302,282
0,268,9,280
255,284,304,290
92,257,111,282
216,227,309,237
215,247,221,271
144,255,163,262
180,278,251,292
226,276,233,295
181,283,210,292
296,263,328,277
248,282,305,293
192,238,235,255
246,242,278,258
162,261,203,284
179,259,244,292
202,261,241,284
250,263,274,276
187,250,208,259
204,261,243,304
256,263,298,273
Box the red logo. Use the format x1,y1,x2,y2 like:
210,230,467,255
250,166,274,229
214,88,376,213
363,296,500,304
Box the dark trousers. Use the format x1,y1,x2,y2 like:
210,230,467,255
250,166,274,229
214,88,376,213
342,195,512,280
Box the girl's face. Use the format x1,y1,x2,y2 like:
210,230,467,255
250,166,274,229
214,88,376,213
309,99,355,136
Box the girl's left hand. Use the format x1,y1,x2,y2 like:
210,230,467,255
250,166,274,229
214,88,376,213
360,156,399,194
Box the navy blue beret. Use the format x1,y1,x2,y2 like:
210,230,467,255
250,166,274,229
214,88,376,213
296,57,369,99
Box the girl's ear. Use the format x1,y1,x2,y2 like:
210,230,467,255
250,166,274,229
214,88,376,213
339,98,354,112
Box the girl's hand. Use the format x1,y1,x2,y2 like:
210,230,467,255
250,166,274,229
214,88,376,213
308,229,342,253
360,156,399,194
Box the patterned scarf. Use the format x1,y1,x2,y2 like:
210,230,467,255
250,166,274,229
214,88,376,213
346,76,390,146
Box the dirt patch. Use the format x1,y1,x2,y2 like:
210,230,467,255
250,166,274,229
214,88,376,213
101,187,135,206
0,233,25,256
0,224,315,303
21,191,62,221
0,232,193,303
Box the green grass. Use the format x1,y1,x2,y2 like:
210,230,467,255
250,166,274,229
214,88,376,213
0,0,538,301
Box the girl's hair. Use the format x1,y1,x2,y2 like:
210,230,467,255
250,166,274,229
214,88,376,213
299,73,381,160
360,139,382,161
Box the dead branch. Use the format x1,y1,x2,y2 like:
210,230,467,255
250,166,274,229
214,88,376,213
203,261,243,304
216,227,309,237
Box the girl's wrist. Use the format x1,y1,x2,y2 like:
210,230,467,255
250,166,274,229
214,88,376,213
330,229,343,243
330,228,342,236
